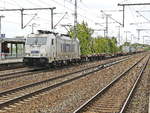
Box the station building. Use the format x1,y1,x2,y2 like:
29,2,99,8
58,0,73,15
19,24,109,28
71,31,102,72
0,36,25,60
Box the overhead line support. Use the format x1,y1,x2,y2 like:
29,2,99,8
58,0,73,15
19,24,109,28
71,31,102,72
118,3,150,27
118,3,150,6
123,5,125,27
0,7,56,29
101,10,122,37
74,0,78,39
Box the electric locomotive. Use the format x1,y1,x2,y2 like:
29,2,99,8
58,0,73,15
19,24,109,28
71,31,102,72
23,30,80,66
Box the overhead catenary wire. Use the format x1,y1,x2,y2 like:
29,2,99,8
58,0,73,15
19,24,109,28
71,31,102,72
64,0,102,24
11,0,23,8
47,0,100,26
24,0,68,29
0,7,56,29
0,0,20,8
25,0,77,26
128,6,139,27
120,0,131,4
64,0,88,13
1,0,101,32
24,0,53,15
0,2,68,31
136,11,150,23
3,0,150,40
0,0,52,29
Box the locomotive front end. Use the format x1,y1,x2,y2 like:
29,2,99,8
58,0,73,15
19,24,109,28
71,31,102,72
23,34,48,66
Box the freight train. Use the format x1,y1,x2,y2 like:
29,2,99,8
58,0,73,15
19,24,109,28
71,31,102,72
23,30,141,66
23,30,80,66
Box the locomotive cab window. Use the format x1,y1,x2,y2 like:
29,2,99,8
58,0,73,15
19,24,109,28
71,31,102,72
51,39,54,45
26,37,47,45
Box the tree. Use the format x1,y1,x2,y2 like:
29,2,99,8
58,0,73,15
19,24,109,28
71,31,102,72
68,21,119,55
69,21,93,55
93,37,119,54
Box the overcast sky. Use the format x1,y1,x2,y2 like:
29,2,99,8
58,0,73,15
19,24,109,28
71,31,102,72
0,0,150,44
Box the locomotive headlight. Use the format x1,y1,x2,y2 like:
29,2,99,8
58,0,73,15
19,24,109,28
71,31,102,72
26,53,30,56
40,54,44,56
40,53,47,56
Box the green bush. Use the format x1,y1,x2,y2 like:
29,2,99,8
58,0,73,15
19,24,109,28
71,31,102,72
69,21,119,55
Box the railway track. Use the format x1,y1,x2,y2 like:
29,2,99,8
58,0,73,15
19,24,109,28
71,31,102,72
0,67,47,81
73,55,149,113
0,55,133,93
0,62,24,71
0,67,35,76
0,56,131,111
0,55,130,82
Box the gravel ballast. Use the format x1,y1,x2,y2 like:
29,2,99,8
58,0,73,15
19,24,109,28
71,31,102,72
124,57,150,113
1,54,145,113
0,56,128,92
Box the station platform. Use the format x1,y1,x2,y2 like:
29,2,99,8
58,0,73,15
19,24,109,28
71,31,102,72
0,37,25,61
0,58,22,64
0,37,25,65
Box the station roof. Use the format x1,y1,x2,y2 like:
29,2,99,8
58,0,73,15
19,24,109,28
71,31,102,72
0,38,25,44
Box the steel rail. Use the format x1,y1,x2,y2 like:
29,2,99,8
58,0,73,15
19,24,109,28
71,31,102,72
73,55,146,113
0,56,130,96
0,67,47,81
0,56,131,109
0,62,23,71
119,56,150,113
0,56,130,82
0,56,130,81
